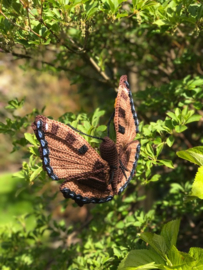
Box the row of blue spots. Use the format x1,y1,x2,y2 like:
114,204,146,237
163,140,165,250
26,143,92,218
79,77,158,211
62,188,113,204
37,120,58,181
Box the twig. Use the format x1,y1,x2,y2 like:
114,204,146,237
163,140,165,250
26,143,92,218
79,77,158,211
1,2,114,87
0,9,45,40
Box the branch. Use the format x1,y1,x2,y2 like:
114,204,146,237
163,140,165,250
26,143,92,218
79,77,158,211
1,2,114,88
0,48,114,86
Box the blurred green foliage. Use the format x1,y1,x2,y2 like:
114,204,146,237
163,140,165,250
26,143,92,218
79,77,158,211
0,0,203,269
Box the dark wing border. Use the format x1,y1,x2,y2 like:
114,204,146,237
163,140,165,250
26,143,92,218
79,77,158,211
61,186,113,206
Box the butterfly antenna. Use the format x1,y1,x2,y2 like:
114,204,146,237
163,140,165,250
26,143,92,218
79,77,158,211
67,123,104,141
107,110,115,137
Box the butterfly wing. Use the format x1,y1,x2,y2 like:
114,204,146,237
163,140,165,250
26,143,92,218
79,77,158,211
114,75,140,193
117,141,140,194
32,115,113,206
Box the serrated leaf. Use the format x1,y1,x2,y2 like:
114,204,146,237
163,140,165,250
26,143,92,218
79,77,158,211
177,146,203,166
160,219,180,250
191,166,203,199
189,247,203,265
167,245,185,266
118,249,164,270
140,232,168,256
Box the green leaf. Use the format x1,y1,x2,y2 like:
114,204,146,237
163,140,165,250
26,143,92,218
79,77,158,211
166,136,175,147
177,146,203,166
160,219,180,250
153,19,167,27
174,125,187,133
156,144,163,157
191,166,203,199
150,174,161,182
29,146,40,156
86,1,98,19
30,167,43,181
158,159,174,168
170,183,184,194
166,111,177,121
118,249,164,270
25,133,38,146
96,125,107,132
5,98,25,110
189,247,203,266
185,114,201,124
146,143,155,158
83,121,92,132
167,245,185,266
2,0,13,9
91,108,105,127
12,170,25,180
140,232,168,256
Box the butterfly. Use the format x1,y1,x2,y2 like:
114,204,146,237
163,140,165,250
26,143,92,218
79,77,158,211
32,75,140,206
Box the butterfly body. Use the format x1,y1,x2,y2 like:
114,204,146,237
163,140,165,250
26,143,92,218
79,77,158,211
32,75,140,206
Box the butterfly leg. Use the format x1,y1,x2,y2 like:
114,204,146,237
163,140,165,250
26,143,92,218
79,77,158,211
107,110,115,137
108,165,117,185
119,159,129,179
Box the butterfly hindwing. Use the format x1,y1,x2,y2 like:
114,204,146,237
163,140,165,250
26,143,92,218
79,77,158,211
32,115,113,205
114,75,140,193
117,141,141,194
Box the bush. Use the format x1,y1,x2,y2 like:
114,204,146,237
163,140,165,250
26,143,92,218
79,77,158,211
0,1,203,269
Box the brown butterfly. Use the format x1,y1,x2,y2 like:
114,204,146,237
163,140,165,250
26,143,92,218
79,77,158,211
32,75,140,206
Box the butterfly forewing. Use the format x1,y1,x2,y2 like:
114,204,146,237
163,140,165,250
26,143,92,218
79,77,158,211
32,115,114,205
114,76,139,154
